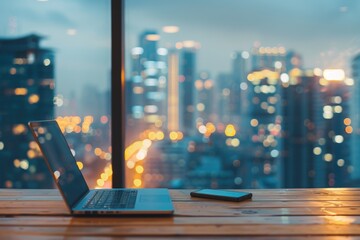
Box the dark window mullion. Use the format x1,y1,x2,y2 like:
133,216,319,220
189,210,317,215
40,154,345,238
111,0,125,188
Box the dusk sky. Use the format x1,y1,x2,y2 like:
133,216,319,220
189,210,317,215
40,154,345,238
0,0,111,102
126,0,360,78
0,0,360,102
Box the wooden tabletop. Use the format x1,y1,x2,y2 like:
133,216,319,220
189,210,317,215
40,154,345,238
1,188,360,239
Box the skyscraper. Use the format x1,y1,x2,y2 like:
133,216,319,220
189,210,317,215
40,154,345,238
243,46,288,188
282,73,321,187
180,42,198,135
315,70,351,187
0,34,54,188
167,49,181,132
129,31,167,129
246,68,282,188
231,51,250,122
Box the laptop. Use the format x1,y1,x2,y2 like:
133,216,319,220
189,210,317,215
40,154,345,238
28,120,174,215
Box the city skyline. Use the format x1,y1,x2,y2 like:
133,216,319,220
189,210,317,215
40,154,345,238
123,27,359,188
1,0,360,189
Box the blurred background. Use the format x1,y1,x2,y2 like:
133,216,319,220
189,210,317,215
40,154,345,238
1,0,360,189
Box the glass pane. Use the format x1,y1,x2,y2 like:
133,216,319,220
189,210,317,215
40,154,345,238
125,0,360,188
0,0,111,189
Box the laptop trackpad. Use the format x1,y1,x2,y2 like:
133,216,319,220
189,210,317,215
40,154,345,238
140,195,170,202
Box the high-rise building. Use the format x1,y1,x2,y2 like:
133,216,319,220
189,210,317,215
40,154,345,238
314,70,351,187
246,68,282,188
0,34,54,188
167,49,181,132
129,31,167,129
227,51,249,121
129,47,145,121
245,46,304,188
180,43,198,135
231,51,252,158
243,46,289,188
282,73,321,187
229,51,250,122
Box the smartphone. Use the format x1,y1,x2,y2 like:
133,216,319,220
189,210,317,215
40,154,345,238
190,189,252,202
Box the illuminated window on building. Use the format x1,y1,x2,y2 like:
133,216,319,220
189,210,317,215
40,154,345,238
125,0,360,188
0,1,111,188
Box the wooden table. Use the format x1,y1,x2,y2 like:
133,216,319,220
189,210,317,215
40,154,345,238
1,188,360,239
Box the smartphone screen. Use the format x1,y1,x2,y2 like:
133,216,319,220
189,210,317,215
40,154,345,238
190,189,252,202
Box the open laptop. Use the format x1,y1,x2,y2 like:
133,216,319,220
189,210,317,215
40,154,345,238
28,120,174,215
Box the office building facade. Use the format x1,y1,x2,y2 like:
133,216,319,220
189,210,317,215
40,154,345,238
0,34,54,188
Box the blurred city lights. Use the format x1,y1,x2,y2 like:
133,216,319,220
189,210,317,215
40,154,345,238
132,47,144,55
241,51,250,59
324,153,333,162
345,78,354,86
323,69,345,81
225,124,236,137
313,68,323,76
43,59,51,66
280,73,289,83
14,88,27,95
182,40,200,49
76,161,84,170
2,8,360,192
157,48,168,56
344,118,351,125
28,94,40,104
345,126,353,134
162,26,179,33
313,147,322,155
337,159,345,167
145,34,160,41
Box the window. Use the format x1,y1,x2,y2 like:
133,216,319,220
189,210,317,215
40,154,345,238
2,1,359,190
0,0,111,188
124,0,360,188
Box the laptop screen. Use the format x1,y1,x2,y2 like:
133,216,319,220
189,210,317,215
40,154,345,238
29,120,89,208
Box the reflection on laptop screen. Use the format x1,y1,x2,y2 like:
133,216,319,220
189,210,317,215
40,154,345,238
31,121,89,207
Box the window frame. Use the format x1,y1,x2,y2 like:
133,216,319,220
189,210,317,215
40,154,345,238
111,0,125,188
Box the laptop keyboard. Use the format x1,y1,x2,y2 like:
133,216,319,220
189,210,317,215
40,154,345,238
83,190,137,209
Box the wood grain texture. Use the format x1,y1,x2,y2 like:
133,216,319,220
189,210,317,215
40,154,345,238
1,188,360,238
